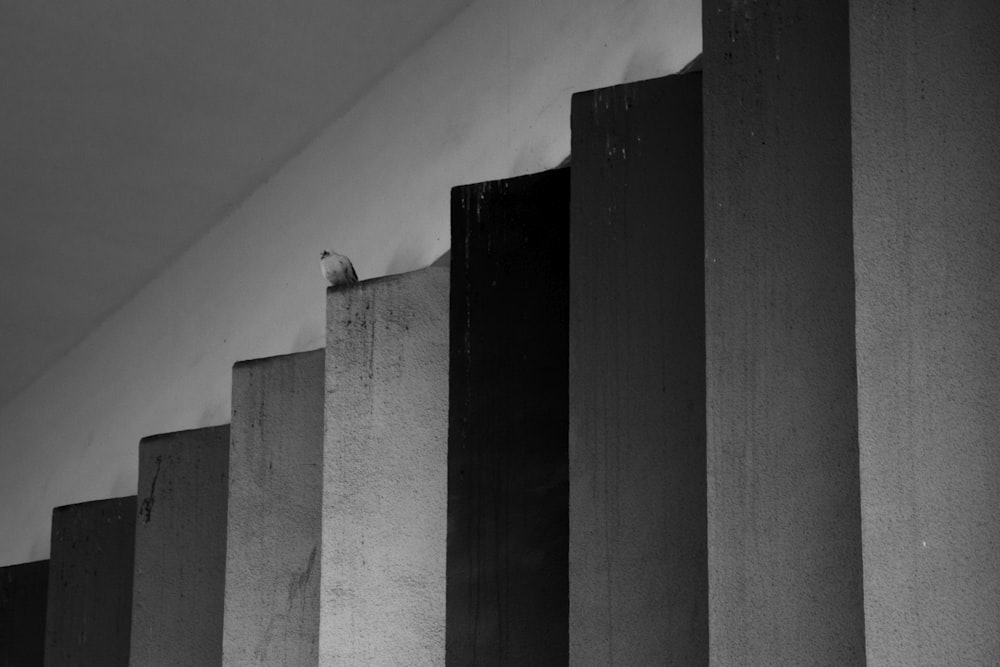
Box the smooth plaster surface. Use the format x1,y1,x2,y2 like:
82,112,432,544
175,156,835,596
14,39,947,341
569,73,706,665
850,1,1000,663
322,268,449,665
703,1,866,664
0,0,471,406
0,559,48,666
44,496,136,667
224,350,324,666
0,0,701,566
130,426,229,666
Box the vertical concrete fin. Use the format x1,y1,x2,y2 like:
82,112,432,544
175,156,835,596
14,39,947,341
44,496,137,667
224,350,324,666
321,267,449,664
569,72,707,665
0,559,49,665
703,1,866,664
447,169,570,665
851,1,1000,663
131,425,229,666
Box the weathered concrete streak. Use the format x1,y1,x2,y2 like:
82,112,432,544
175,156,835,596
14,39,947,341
703,1,866,664
447,169,569,665
130,425,229,666
0,559,48,665
850,1,1000,663
569,73,706,665
225,350,323,666
44,496,136,667
321,267,449,665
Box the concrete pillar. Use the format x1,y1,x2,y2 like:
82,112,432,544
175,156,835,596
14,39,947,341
0,560,48,665
850,2,1000,663
130,426,229,666
44,496,136,667
225,350,323,666
569,73,706,665
321,267,449,665
447,169,569,665
703,1,866,664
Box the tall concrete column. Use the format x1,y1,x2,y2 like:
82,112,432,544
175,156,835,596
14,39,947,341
850,2,1000,663
130,426,229,666
703,1,866,664
447,169,569,665
1,560,48,665
44,496,137,667
321,267,449,665
224,350,323,666
569,73,706,665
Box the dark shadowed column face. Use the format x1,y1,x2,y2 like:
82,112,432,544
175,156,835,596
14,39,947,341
569,72,707,666
0,560,49,665
447,169,569,666
45,496,136,667
703,1,866,664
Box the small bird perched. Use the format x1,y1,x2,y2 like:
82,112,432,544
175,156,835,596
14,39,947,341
320,249,359,288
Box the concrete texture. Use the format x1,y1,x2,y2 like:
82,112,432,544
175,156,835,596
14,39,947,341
569,73,706,665
322,267,449,665
130,425,229,666
225,350,323,666
0,559,48,666
850,2,1000,663
703,2,866,664
448,169,569,665
0,0,702,568
44,496,136,667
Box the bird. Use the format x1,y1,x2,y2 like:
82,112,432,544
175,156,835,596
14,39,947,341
320,249,359,288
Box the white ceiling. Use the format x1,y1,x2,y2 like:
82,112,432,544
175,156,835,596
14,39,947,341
0,0,471,406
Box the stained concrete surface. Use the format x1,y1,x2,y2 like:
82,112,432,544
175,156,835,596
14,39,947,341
850,1,1000,663
703,1,866,664
130,425,229,666
569,73,706,665
44,496,136,667
322,267,449,665
447,169,569,665
225,350,323,666
0,559,48,666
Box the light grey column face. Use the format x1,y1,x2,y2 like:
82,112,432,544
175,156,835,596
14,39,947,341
224,350,323,667
851,1,1000,664
703,1,865,664
321,268,449,665
131,426,229,667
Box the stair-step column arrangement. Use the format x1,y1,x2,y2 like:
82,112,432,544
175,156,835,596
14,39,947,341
224,350,324,666
447,169,570,665
569,72,706,665
703,1,866,664
322,267,449,664
44,496,137,667
130,426,229,666
851,1,1000,663
0,559,48,665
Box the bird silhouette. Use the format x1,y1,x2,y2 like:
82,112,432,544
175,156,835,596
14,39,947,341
320,249,359,288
